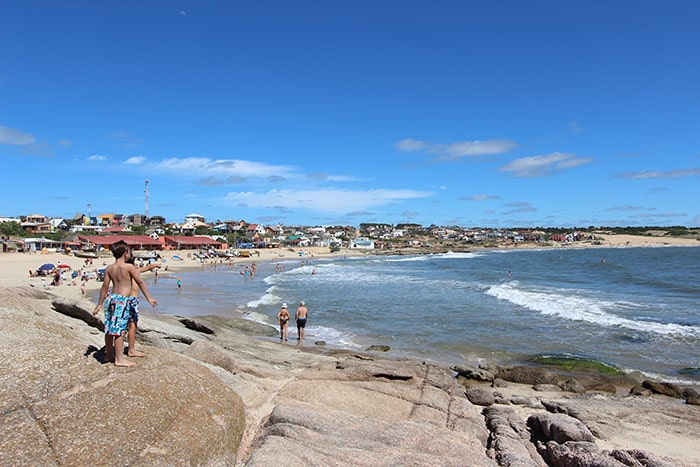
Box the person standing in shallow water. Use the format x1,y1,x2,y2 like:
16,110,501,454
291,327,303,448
295,301,308,341
277,303,290,342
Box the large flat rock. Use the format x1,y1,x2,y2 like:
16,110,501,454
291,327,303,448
0,292,245,466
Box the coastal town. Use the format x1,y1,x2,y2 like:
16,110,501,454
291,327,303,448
2,211,698,255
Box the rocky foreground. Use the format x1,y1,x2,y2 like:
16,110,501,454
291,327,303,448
1,286,699,466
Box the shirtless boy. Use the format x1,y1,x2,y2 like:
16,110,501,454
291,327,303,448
277,303,290,342
93,241,157,366
295,300,308,341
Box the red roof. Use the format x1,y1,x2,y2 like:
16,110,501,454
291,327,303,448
78,235,162,247
164,236,222,246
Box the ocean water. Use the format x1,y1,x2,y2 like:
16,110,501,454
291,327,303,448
142,246,700,383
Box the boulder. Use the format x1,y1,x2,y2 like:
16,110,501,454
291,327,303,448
483,406,545,467
536,441,608,466
559,379,586,394
0,297,245,466
609,448,673,466
540,400,581,418
527,412,595,444
366,344,390,352
533,384,562,392
465,388,495,406
629,385,652,396
496,366,559,386
51,296,103,330
492,377,509,388
510,396,540,408
179,317,216,335
537,441,672,467
451,364,495,382
683,388,700,406
642,380,683,398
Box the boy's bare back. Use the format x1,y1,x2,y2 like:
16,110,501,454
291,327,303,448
105,262,140,296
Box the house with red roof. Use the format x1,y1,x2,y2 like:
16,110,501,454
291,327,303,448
78,235,163,251
163,236,225,250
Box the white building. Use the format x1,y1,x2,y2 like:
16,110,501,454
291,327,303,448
185,213,206,224
348,237,375,249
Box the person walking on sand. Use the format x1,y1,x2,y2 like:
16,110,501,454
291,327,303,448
124,258,161,358
93,241,157,367
277,303,290,342
295,300,308,341
177,277,182,290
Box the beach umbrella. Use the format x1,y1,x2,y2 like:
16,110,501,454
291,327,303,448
57,264,71,269
38,263,55,271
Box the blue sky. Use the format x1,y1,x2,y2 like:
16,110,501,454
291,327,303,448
1,1,698,228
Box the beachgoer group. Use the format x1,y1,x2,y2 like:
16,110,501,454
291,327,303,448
276,300,309,342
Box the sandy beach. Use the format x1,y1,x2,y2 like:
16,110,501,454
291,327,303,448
4,234,697,295
2,245,358,298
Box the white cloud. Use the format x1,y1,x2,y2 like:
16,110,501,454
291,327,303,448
0,125,36,145
88,154,107,161
557,157,592,169
224,188,432,214
500,152,592,178
307,172,362,182
618,168,700,179
462,194,500,201
124,156,146,165
396,138,428,152
397,138,516,159
150,157,295,179
431,140,517,159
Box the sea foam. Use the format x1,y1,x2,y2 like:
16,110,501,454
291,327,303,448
486,282,699,337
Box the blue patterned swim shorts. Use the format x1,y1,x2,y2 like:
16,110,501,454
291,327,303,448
104,293,129,336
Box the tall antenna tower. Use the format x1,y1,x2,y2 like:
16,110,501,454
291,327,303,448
144,180,150,219
87,203,92,225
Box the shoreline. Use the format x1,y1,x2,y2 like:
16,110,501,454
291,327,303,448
4,233,698,294
4,235,699,387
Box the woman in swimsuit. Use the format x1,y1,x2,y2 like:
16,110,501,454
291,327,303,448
277,303,290,341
